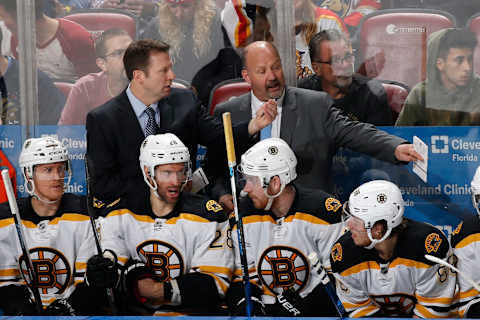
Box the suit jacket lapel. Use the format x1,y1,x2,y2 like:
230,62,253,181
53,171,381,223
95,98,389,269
237,94,252,122
115,91,145,141
280,87,297,145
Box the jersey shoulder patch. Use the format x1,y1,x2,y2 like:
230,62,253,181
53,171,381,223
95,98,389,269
294,186,343,224
397,219,449,264
178,193,227,222
451,216,480,248
330,231,374,274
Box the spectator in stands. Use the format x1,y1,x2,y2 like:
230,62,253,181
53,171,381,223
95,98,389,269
141,0,224,82
0,0,98,82
298,29,393,126
59,28,132,125
396,28,480,126
318,0,381,33
0,28,65,124
294,0,348,79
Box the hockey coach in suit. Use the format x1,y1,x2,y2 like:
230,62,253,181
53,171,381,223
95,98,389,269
86,40,276,214
211,41,423,210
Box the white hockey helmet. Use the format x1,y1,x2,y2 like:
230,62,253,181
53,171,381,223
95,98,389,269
345,180,404,249
239,138,297,209
139,133,192,192
471,166,480,216
19,136,71,198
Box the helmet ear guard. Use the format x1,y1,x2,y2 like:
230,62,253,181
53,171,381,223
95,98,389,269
347,180,404,249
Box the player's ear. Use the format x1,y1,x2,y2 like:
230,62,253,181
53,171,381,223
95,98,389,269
267,175,281,195
96,57,107,71
242,69,251,84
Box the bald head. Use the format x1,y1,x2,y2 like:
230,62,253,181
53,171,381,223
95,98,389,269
241,41,285,101
242,41,281,70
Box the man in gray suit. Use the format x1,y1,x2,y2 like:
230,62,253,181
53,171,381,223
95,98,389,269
212,41,422,210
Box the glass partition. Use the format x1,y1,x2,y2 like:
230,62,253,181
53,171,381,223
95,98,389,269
1,0,479,235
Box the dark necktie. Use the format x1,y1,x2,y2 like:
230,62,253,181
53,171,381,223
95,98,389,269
144,106,159,136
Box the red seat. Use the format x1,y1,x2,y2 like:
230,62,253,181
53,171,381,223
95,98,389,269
208,79,251,115
63,9,137,40
467,13,480,74
54,81,74,98
381,82,409,122
358,9,455,89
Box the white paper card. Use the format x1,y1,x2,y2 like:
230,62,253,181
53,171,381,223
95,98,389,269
413,136,428,183
191,167,209,193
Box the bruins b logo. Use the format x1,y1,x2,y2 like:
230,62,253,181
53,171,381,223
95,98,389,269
137,240,184,282
19,247,71,295
325,197,342,212
257,246,308,295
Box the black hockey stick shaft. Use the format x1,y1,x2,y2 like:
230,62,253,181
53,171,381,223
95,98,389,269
222,112,253,318
308,252,347,318
1,169,43,314
84,157,118,315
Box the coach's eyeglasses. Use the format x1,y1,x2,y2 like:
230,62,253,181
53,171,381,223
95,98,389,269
316,51,355,67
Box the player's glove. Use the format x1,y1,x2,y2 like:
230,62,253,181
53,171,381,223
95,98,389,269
44,298,76,315
226,281,266,316
86,250,118,288
273,287,304,317
0,285,38,315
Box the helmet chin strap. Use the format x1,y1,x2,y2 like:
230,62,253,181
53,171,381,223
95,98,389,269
262,183,285,211
365,228,392,250
27,181,61,205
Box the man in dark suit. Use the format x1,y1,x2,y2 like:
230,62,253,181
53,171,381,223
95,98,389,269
86,40,276,213
212,41,422,210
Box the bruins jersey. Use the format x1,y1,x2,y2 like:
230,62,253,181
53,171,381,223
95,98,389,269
231,185,345,302
0,194,95,307
330,219,456,318
451,216,480,317
100,193,233,309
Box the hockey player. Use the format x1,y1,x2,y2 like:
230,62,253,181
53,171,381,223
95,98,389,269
450,166,480,318
226,137,345,316
99,133,232,315
330,180,456,318
0,137,105,315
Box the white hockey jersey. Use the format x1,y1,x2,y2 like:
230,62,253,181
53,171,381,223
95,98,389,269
231,185,345,302
451,216,480,317
100,193,233,307
0,194,95,307
330,219,456,318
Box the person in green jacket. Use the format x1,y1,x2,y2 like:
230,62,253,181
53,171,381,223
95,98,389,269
396,28,480,126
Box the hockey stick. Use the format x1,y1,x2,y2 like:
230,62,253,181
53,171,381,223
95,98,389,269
84,157,118,315
1,169,43,314
425,254,480,292
222,112,253,318
308,252,347,319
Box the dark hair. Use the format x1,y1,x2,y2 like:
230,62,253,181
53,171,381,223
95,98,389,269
438,28,477,59
308,29,349,61
123,39,170,81
95,28,130,58
0,0,46,20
